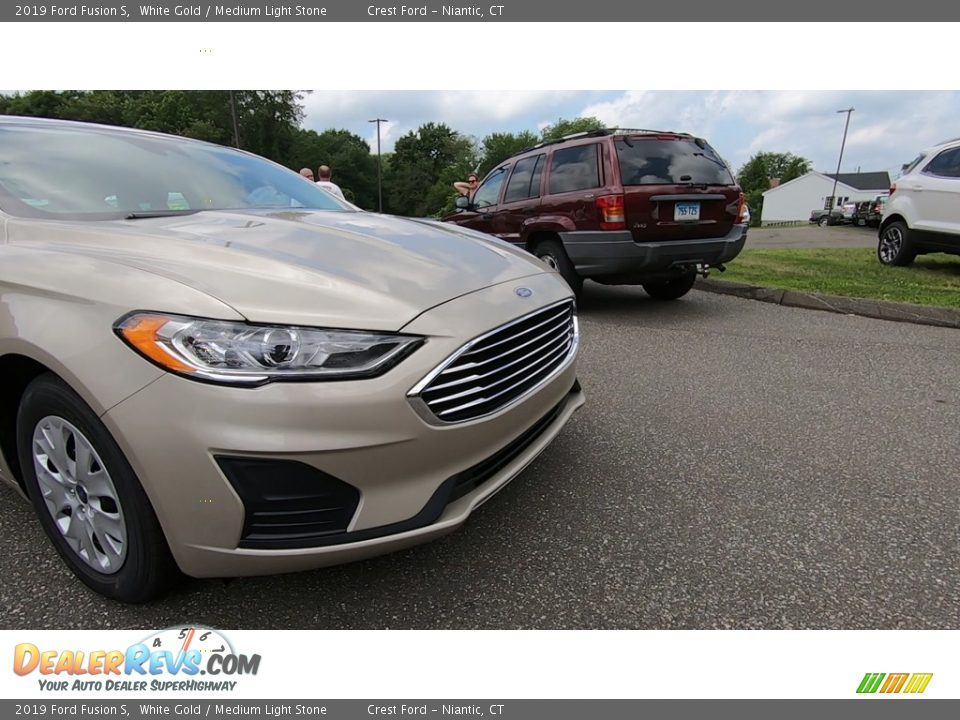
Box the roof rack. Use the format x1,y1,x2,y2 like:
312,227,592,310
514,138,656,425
608,128,691,136
513,127,693,157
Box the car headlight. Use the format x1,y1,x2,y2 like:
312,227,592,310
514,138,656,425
114,312,423,386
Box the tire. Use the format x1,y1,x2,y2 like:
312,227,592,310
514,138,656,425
877,220,916,267
817,216,829,227
642,271,698,301
16,374,180,602
533,239,583,297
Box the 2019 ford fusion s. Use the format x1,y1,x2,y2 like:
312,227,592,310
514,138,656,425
0,117,583,602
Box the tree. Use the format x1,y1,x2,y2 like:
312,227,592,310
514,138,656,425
383,122,477,217
539,116,604,142
0,90,306,160
478,130,538,176
287,128,378,208
233,90,304,161
736,152,812,224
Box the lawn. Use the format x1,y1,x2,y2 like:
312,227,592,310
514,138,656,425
716,248,960,309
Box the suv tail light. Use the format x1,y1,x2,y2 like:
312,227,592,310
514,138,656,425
889,183,897,197
596,194,626,231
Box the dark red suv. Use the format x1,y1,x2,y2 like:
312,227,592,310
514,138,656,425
443,129,747,299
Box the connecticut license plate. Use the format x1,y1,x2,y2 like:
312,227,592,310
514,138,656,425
674,202,700,221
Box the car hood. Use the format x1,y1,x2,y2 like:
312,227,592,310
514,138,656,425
11,210,548,330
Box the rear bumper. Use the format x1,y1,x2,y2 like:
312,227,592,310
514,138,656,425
559,225,746,278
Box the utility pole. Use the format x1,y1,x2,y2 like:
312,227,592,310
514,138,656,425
829,107,855,210
229,90,241,149
368,118,388,213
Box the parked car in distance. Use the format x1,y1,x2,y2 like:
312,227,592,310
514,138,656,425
442,129,748,300
0,116,584,601
810,208,843,226
847,200,876,227
864,195,887,228
840,202,860,224
878,137,960,265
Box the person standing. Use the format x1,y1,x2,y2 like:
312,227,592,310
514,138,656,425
316,165,345,200
299,168,315,181
454,174,479,197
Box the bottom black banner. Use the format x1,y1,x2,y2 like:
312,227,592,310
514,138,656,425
1,700,955,719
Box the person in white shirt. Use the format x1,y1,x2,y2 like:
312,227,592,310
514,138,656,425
315,165,345,200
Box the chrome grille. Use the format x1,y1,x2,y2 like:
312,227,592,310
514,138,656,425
410,299,577,423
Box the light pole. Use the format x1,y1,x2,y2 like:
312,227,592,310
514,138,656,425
228,90,241,149
368,118,387,213
829,107,855,211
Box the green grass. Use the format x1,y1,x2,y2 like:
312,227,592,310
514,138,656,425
717,248,960,309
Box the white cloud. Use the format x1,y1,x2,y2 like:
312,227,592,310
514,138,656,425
580,90,960,176
301,90,590,152
581,90,718,135
434,90,578,122
364,120,398,154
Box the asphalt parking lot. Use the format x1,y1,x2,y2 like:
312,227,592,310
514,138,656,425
2,286,959,629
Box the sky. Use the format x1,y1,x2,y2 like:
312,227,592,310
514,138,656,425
300,90,960,178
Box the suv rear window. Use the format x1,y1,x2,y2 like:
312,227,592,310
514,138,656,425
548,144,600,195
616,138,734,186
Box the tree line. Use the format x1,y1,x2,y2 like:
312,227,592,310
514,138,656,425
0,91,807,222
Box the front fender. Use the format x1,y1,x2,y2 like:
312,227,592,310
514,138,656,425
0,244,244,416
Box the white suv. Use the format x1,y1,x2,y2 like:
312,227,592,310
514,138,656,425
878,138,960,266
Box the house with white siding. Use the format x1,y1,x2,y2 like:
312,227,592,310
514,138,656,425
761,171,891,224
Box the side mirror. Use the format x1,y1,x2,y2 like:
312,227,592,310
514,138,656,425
455,195,471,210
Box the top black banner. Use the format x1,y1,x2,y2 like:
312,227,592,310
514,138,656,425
5,0,958,21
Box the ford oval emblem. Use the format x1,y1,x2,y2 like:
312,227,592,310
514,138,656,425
514,287,533,298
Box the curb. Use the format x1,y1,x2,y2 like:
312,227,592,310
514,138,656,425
695,278,960,329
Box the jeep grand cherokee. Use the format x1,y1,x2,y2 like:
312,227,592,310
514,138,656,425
444,129,748,300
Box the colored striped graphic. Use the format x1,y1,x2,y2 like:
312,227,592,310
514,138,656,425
904,673,934,694
857,672,932,694
879,673,909,693
857,673,885,693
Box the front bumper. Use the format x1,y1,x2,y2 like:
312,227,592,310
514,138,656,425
560,225,747,278
101,273,583,577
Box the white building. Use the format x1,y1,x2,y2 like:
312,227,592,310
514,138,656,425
760,171,891,224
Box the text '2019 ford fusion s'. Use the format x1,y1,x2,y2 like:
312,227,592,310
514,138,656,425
0,117,584,602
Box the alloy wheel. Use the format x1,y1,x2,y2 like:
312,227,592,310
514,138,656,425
879,226,903,264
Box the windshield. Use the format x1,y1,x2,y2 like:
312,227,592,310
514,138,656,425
0,123,352,220
616,138,735,186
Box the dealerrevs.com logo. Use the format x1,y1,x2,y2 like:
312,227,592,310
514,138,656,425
857,673,933,695
13,626,261,692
